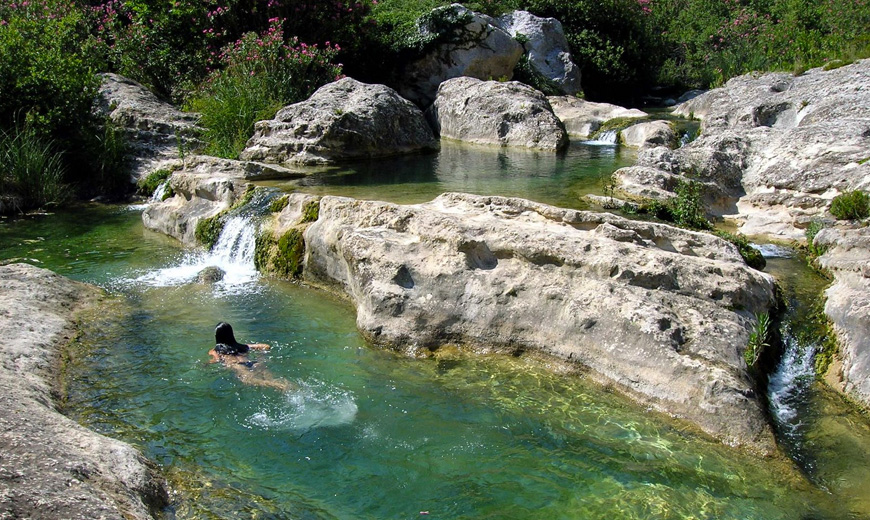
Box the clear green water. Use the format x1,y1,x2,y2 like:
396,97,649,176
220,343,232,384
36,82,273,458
261,140,635,208
1,151,869,519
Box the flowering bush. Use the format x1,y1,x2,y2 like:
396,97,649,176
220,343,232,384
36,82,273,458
187,19,343,158
91,0,373,101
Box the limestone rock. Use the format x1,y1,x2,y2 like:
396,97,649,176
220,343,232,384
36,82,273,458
547,96,647,138
620,120,677,148
142,157,251,245
815,226,870,410
240,78,437,166
618,60,870,240
96,73,204,180
397,4,524,106
428,77,568,150
494,10,582,96
0,263,167,519
303,192,778,451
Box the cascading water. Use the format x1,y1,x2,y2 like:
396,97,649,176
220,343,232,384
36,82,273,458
769,329,817,435
134,187,281,291
586,129,619,146
151,180,168,202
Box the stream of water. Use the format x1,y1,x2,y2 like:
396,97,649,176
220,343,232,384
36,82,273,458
2,140,869,519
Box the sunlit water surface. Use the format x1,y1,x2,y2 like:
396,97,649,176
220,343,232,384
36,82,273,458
1,142,869,519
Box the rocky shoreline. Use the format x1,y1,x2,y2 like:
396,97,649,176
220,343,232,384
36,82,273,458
0,263,166,519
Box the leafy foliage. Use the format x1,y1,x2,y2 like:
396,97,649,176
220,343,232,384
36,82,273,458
744,312,770,367
0,124,68,213
186,19,343,158
829,190,870,220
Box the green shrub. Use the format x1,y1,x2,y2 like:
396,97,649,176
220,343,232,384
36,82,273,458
714,231,766,271
187,19,343,159
670,178,712,230
829,190,870,220
0,125,68,213
744,312,770,368
137,169,173,197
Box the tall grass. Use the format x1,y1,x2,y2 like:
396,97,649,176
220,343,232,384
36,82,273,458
0,125,68,213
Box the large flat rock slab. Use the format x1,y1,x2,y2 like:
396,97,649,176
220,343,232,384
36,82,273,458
303,192,778,451
0,264,166,519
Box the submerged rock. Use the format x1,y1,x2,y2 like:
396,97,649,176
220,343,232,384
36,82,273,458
303,192,778,451
396,4,524,107
240,78,438,166
427,77,568,150
0,263,167,518
197,265,225,283
547,96,647,139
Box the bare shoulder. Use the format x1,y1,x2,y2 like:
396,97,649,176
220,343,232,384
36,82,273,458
248,343,270,351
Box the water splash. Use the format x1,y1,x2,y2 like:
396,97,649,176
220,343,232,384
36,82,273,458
586,130,619,146
247,379,358,431
134,215,260,290
769,328,816,440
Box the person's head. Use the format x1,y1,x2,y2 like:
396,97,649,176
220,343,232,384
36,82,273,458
215,322,236,345
214,322,249,356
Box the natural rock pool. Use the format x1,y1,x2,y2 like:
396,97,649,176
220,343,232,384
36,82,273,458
2,141,869,519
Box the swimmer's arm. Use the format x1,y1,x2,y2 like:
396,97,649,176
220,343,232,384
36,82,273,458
248,343,270,351
208,349,221,363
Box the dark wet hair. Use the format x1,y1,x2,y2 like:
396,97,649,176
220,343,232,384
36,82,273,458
214,322,250,356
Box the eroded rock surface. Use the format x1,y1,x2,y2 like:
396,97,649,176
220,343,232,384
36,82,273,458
396,4,524,106
494,10,582,96
241,78,437,166
142,157,250,244
620,120,677,148
0,263,167,519
615,60,870,240
428,77,568,150
547,96,647,138
303,192,778,451
96,73,204,180
815,226,870,410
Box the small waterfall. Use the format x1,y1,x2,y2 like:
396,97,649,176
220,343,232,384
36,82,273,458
135,214,260,290
151,181,168,202
769,329,817,440
586,130,619,146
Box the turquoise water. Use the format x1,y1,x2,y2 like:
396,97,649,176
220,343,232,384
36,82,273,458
261,140,635,208
1,143,869,518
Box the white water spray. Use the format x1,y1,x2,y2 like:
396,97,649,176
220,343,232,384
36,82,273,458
768,330,816,436
151,180,168,202
586,130,619,146
135,215,260,289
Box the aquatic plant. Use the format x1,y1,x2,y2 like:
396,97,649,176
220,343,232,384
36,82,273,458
269,195,290,214
803,219,830,262
744,312,770,368
255,228,305,279
300,199,321,223
195,185,256,249
829,190,870,221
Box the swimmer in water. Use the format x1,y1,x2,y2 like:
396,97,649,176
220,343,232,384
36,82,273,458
209,322,293,391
